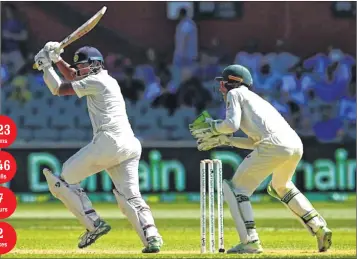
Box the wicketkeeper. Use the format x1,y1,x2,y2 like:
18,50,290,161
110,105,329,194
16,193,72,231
33,42,163,253
190,65,332,254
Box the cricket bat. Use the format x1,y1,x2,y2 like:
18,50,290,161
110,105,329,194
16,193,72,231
33,6,107,69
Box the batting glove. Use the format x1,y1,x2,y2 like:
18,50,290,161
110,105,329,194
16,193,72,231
44,41,64,63
197,134,232,151
34,49,51,71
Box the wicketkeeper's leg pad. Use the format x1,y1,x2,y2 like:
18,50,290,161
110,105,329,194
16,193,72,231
113,189,159,246
267,182,327,236
43,168,99,231
223,180,259,244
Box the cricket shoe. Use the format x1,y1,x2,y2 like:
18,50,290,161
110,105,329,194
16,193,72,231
226,240,263,254
78,219,111,249
316,226,332,252
142,236,163,253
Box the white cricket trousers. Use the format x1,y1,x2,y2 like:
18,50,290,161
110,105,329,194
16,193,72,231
232,141,304,197
61,131,142,198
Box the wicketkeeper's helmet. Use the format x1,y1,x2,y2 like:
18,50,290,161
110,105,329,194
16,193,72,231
215,64,253,90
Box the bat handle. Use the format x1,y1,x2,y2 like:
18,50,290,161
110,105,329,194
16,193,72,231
32,47,62,70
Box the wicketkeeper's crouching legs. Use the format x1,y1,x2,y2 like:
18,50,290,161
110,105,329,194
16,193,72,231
268,149,332,252
224,144,332,254
223,180,263,254
223,148,280,254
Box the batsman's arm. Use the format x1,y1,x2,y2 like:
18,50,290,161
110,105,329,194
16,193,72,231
55,59,77,81
43,67,76,96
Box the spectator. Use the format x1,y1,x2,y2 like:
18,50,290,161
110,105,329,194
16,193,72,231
339,80,356,122
303,52,330,75
146,48,157,67
288,100,301,128
342,120,356,142
107,54,126,81
333,55,355,83
252,60,280,93
151,78,178,116
298,115,316,139
271,88,292,124
234,38,262,72
266,39,300,75
105,53,124,76
177,75,212,114
281,64,301,93
197,47,222,82
139,48,161,100
303,89,323,123
173,8,198,67
171,7,198,87
201,38,226,64
352,64,356,83
146,48,172,89
118,65,145,104
339,72,356,143
105,53,117,72
314,61,349,102
1,64,10,83
1,3,28,75
9,75,32,106
327,45,344,63
313,104,344,143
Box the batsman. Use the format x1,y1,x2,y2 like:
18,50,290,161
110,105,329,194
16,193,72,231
33,42,163,253
190,65,332,254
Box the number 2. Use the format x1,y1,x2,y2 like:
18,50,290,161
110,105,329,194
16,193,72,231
0,228,3,239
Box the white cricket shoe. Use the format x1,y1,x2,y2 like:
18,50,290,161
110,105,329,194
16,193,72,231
78,219,111,249
227,240,263,254
316,226,332,252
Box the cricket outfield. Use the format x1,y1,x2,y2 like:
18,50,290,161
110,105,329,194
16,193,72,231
3,200,356,259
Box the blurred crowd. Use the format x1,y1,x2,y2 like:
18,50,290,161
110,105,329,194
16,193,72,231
1,5,356,143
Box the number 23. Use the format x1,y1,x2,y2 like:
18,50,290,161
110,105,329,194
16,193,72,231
0,125,10,135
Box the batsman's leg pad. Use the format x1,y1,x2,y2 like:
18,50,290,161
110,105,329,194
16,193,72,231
113,189,159,246
223,180,259,244
43,168,99,231
267,182,327,236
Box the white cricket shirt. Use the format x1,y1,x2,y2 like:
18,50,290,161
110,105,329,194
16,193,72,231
216,86,302,147
71,70,134,139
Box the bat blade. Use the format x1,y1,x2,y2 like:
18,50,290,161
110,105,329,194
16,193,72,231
58,6,107,50
33,6,107,69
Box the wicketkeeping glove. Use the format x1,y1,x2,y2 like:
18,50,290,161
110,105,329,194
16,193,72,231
189,110,223,139
189,110,212,131
44,41,64,63
34,49,51,71
190,118,223,139
197,134,232,151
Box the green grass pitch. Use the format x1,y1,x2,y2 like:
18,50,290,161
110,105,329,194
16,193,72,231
3,200,356,258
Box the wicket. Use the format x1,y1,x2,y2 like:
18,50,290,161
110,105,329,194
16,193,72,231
200,159,225,253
